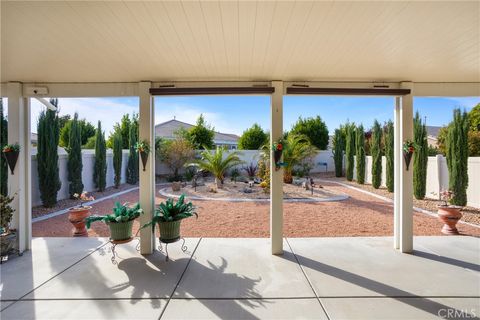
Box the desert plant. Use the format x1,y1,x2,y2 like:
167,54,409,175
282,134,317,183
345,123,355,181
159,138,195,181
185,166,196,182
446,109,469,206
332,129,344,177
188,147,244,187
93,121,107,191
0,193,15,234
230,168,240,182
371,120,382,189
413,112,428,199
37,102,61,207
113,132,123,188
243,162,258,179
355,124,366,184
126,115,139,184
86,202,143,228
67,113,84,198
0,100,7,196
384,120,394,192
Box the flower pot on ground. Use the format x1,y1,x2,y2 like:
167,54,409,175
135,140,150,172
437,190,463,235
86,202,143,241
2,144,20,174
1,194,17,257
141,194,197,242
68,192,94,237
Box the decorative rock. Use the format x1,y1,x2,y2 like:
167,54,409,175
172,181,182,192
243,187,254,194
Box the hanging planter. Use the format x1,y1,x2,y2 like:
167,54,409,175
135,140,151,172
272,138,287,171
2,144,20,175
402,140,416,171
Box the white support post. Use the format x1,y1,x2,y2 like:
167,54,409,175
138,81,155,254
6,82,32,252
393,97,401,250
270,80,283,255
397,82,414,253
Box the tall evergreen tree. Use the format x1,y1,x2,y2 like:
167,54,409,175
345,123,355,181
0,100,8,196
371,120,382,189
332,129,344,177
113,132,123,188
384,120,394,193
93,121,107,191
446,109,469,206
126,115,139,184
413,112,428,199
355,124,366,184
67,113,84,197
37,99,62,207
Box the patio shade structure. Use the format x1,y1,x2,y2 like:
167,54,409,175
1,1,479,255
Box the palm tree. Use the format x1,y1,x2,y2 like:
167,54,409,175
282,134,317,183
188,147,244,188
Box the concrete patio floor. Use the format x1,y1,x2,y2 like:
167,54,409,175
1,236,479,320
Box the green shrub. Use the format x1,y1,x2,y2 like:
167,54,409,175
355,124,366,184
384,121,394,192
332,129,344,177
290,116,329,150
113,132,123,188
446,109,469,206
67,113,84,197
371,120,382,189
413,112,428,199
238,123,268,150
345,123,355,181
93,121,107,192
37,101,62,207
126,115,139,184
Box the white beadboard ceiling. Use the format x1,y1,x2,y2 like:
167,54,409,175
1,1,479,83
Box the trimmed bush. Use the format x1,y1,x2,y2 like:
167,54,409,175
93,121,107,191
332,129,344,177
355,124,365,184
345,123,355,181
238,123,268,150
384,120,394,193
0,100,7,196
446,109,469,206
67,113,84,197
126,115,139,184
413,112,428,199
371,120,382,189
113,132,123,188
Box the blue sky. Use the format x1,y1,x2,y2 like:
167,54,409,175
19,95,480,136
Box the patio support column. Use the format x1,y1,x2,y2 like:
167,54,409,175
270,80,283,255
138,81,155,254
395,82,414,253
393,97,401,250
6,82,32,252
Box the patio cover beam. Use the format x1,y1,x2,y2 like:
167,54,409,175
149,86,275,96
286,87,411,96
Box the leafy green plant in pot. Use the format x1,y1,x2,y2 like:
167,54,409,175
142,194,197,242
0,193,17,256
86,202,143,241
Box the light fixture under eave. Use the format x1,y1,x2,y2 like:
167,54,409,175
35,97,57,111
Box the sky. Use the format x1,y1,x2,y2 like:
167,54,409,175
3,95,478,137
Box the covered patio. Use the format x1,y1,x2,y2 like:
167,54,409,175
1,1,479,319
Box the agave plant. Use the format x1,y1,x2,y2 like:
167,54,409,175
242,162,258,179
282,134,317,183
85,202,143,228
142,195,197,230
187,147,244,187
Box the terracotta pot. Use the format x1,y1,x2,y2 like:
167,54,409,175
68,206,92,237
437,206,462,235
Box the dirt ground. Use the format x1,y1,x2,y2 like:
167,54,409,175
32,181,480,238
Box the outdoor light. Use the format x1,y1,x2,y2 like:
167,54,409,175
35,97,57,111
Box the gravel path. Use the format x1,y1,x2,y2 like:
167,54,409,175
32,181,480,238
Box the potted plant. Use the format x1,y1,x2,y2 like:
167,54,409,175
1,193,17,258
86,202,143,241
402,140,417,171
437,190,463,235
142,194,197,242
68,191,94,237
272,138,284,171
2,143,20,174
135,140,151,172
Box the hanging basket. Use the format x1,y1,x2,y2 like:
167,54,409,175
140,151,148,171
403,151,413,171
3,151,19,175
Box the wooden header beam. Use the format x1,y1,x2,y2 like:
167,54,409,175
150,86,275,96
286,87,411,96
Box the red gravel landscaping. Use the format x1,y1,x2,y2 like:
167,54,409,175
32,181,480,238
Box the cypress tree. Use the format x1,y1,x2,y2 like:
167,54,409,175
413,112,428,199
0,100,7,196
332,129,344,177
345,123,355,181
371,120,382,189
113,132,123,188
446,109,469,206
37,100,62,207
67,113,84,197
384,120,394,193
126,115,139,184
93,121,107,191
355,124,366,184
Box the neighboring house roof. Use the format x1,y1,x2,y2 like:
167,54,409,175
31,132,38,143
154,119,239,144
